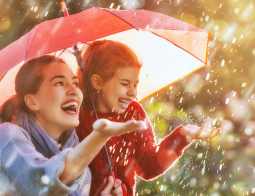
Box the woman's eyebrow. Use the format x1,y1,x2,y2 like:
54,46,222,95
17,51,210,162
50,75,65,81
50,75,78,82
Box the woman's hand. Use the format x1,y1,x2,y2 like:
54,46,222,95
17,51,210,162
93,119,147,138
100,176,123,196
180,124,220,142
11,115,19,126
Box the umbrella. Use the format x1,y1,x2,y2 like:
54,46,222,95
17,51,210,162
0,4,211,104
0,3,212,195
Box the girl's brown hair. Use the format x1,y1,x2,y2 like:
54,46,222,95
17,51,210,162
77,40,142,110
0,55,66,123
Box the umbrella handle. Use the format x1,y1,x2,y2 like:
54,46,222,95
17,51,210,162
108,171,127,196
61,2,69,17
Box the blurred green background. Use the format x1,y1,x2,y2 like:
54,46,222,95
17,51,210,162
1,0,255,195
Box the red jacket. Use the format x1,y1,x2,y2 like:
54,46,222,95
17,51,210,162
76,101,191,196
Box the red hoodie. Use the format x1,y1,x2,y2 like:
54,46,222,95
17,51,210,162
76,101,191,196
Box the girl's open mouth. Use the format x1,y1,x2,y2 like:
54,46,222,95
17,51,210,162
119,98,132,108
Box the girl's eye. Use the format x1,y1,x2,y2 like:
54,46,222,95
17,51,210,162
134,84,138,88
121,83,128,86
55,81,64,86
73,82,79,87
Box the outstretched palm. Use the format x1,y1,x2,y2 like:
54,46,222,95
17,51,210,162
93,119,147,137
180,124,220,142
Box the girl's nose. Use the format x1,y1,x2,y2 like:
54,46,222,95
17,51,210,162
128,86,137,97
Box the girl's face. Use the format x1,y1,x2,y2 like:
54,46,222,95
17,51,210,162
30,62,83,136
96,66,140,113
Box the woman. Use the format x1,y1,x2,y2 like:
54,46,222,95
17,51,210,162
0,55,146,196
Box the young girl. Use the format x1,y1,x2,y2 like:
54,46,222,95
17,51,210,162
0,55,146,196
76,40,220,196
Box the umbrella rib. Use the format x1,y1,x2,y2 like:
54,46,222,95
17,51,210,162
101,8,139,30
142,29,209,66
25,23,42,63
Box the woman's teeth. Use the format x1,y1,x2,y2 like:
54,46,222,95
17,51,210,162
61,102,78,113
62,102,78,108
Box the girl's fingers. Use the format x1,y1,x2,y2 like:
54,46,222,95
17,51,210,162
198,127,216,139
193,124,205,138
209,128,221,139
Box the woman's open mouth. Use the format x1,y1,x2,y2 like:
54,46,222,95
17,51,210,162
61,102,78,114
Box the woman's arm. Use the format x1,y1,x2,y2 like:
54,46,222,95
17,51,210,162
1,123,83,196
60,119,146,185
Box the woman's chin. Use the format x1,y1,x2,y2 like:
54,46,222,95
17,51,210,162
62,120,79,130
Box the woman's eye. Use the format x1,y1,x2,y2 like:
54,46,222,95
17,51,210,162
134,84,138,88
121,83,128,86
55,81,64,86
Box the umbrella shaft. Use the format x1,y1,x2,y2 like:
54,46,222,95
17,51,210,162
74,47,112,172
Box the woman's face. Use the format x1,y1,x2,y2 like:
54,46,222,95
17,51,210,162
31,61,83,135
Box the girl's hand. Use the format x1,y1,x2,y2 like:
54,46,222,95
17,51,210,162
93,119,147,138
180,124,220,142
100,176,123,196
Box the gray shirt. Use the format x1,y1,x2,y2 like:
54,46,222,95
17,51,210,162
0,122,88,196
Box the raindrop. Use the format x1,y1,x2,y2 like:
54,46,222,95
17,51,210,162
41,175,50,185
205,15,209,22
206,73,210,80
225,98,229,104
244,127,253,135
197,153,203,159
180,97,183,103
219,3,222,8
33,6,38,12
242,83,247,87
252,49,255,56
213,182,220,190
150,97,154,104
221,59,225,67
232,38,236,43
109,3,114,9
234,8,239,14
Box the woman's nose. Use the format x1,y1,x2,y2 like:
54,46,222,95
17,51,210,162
67,83,79,96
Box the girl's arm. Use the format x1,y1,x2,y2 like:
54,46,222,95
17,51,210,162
60,119,146,185
132,102,219,180
134,117,189,180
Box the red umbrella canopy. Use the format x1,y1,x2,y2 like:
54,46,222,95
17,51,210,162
0,8,211,105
